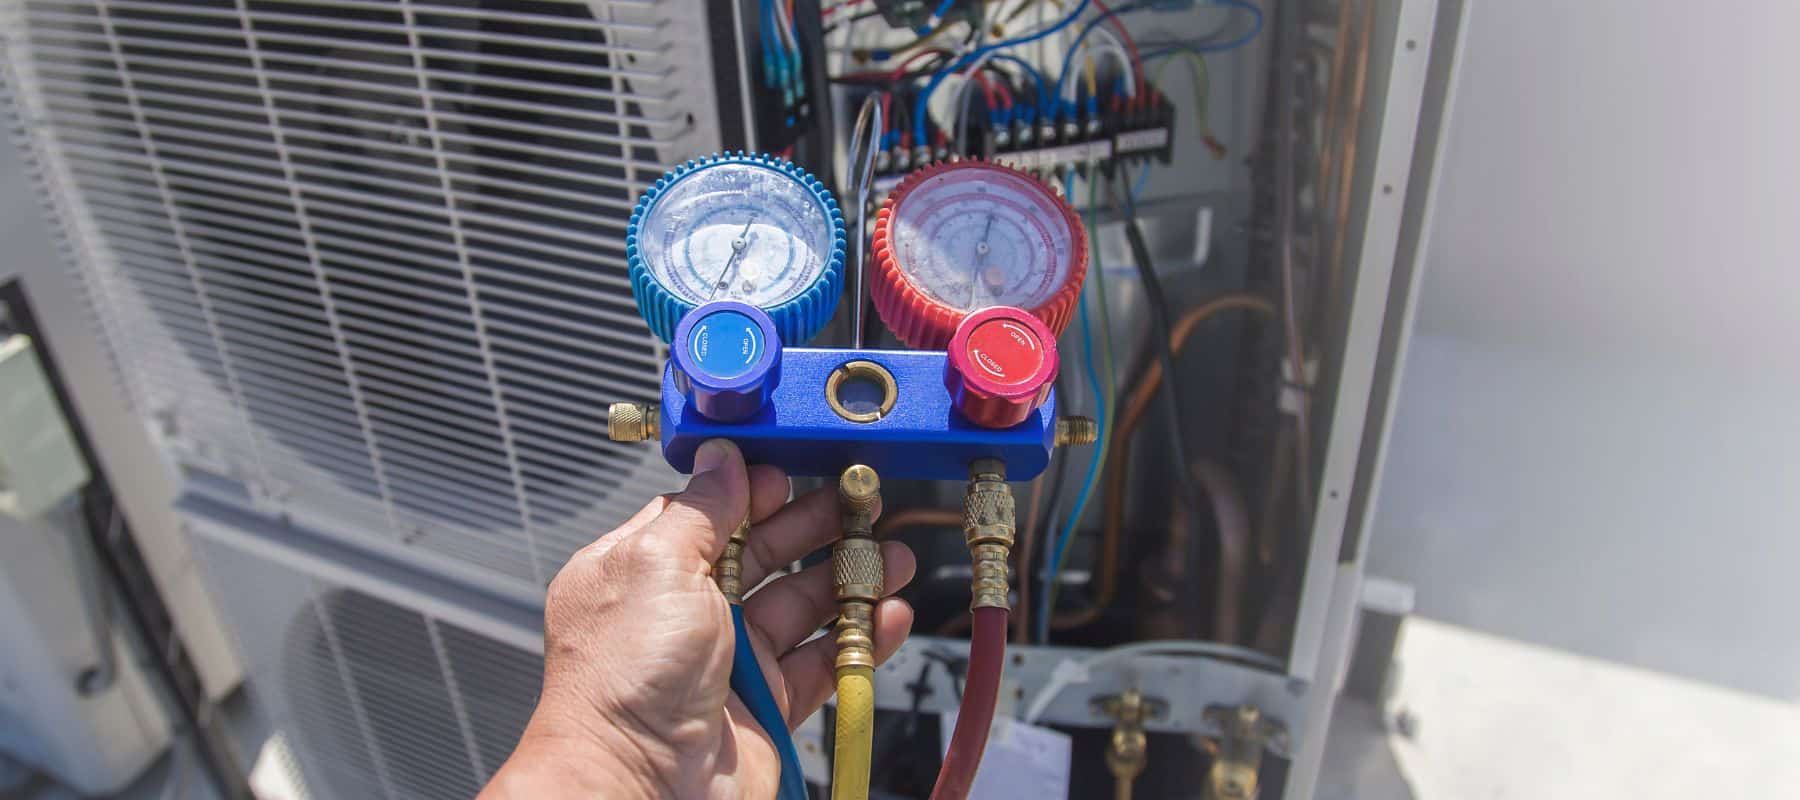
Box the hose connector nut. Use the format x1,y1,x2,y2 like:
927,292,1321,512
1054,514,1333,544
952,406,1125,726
833,464,884,672
964,458,1015,609
607,402,659,442
715,520,751,603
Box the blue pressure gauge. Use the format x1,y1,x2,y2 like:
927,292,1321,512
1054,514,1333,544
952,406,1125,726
627,153,846,345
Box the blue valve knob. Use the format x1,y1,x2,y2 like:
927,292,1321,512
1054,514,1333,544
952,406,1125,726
672,302,782,423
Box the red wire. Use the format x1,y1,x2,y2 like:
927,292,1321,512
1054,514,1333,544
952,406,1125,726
971,71,999,110
880,91,893,137
1089,0,1146,99
929,607,1007,800
982,66,1015,109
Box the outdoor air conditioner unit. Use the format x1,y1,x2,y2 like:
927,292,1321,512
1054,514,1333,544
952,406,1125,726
0,0,774,793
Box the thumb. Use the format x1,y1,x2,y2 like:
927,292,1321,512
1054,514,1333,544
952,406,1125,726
653,438,750,562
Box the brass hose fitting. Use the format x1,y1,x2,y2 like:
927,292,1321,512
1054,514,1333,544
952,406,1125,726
1055,416,1099,447
833,465,883,671
1202,705,1281,800
606,402,659,442
1101,690,1151,800
963,458,1014,610
715,520,751,604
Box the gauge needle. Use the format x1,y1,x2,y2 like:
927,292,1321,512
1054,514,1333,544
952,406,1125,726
708,215,757,300
967,214,994,307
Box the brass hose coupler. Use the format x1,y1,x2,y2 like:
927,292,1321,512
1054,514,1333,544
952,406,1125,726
606,402,659,442
1055,416,1099,447
964,458,1015,610
715,520,751,604
833,465,883,671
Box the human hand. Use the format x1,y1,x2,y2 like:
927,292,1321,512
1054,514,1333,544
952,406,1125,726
483,439,917,799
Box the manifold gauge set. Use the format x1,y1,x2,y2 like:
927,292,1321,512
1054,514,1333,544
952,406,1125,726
607,151,1096,800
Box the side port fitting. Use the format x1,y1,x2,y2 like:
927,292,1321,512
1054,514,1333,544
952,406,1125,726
715,520,751,604
607,402,659,442
832,464,883,671
1202,705,1284,800
963,458,1014,610
1097,689,1157,800
1055,416,1099,447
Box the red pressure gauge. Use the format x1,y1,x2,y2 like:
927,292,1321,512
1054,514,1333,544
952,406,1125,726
870,161,1089,351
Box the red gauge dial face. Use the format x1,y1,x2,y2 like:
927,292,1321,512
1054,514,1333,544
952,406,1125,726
888,166,1078,313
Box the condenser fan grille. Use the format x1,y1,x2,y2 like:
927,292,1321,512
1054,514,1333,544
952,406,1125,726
196,538,545,800
1,0,710,587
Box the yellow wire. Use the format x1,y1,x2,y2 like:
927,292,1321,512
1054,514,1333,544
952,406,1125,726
1152,50,1215,141
831,666,876,800
1084,54,1098,100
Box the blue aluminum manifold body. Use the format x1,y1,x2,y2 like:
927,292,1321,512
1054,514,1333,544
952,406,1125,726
658,347,1056,481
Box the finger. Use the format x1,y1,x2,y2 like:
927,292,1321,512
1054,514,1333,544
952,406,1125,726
614,493,672,539
648,439,750,563
746,464,792,525
779,595,914,727
740,485,882,587
743,540,916,654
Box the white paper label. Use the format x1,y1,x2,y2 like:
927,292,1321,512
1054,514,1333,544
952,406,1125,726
1115,127,1171,154
939,712,1071,800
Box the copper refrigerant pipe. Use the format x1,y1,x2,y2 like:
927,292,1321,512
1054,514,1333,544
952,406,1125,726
1054,294,1276,631
1140,459,1251,644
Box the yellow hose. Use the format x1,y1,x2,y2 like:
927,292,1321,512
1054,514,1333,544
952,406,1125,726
831,666,876,800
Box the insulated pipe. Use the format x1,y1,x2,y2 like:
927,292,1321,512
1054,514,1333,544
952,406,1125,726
1055,294,1275,631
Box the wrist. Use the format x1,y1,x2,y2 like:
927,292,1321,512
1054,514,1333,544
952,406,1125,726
483,714,669,799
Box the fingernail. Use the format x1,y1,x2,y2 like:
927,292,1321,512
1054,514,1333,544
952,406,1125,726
693,439,734,475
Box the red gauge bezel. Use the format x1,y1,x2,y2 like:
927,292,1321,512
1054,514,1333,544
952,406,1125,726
870,160,1089,351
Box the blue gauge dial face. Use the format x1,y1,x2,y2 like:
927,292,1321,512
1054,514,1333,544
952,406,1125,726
638,162,834,308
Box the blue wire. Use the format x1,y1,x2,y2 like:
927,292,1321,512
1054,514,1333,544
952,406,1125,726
1129,161,1152,205
989,54,1051,113
758,0,777,89
730,605,809,800
1050,4,1147,106
1039,171,1108,644
1051,0,1265,105
1140,0,1265,58
911,0,1091,142
926,0,958,31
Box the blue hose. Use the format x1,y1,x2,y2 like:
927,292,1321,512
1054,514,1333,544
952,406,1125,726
730,605,809,800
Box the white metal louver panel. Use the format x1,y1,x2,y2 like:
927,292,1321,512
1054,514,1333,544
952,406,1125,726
0,0,719,589
195,534,544,800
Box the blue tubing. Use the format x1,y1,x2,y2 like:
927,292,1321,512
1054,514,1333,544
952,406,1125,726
731,605,809,800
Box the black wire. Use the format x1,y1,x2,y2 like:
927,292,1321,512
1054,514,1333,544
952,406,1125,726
1109,173,1203,520
822,7,882,34
1030,372,1077,616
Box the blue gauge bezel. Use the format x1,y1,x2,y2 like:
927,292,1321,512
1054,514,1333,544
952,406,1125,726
626,152,847,345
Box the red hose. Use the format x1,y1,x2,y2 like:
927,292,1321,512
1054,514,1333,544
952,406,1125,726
929,607,1008,800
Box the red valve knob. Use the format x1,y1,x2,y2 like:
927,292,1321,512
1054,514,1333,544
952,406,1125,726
945,306,1060,429
870,160,1088,351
